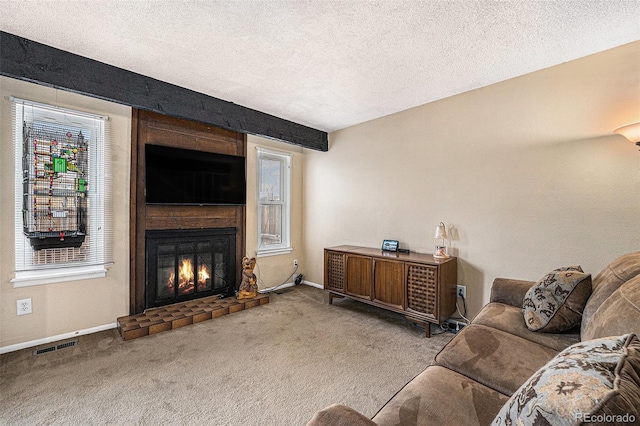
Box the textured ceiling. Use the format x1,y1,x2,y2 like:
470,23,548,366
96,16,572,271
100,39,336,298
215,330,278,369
1,1,639,132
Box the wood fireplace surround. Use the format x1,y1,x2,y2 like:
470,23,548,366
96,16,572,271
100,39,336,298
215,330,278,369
129,110,246,315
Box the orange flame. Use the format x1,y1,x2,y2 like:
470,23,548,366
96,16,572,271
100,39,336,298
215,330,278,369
177,259,194,294
198,265,210,290
166,259,210,294
178,259,194,283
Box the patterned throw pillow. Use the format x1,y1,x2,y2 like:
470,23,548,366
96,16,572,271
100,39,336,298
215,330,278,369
492,334,640,426
523,266,591,332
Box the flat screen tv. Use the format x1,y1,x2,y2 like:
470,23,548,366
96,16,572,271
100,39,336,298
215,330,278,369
145,144,246,205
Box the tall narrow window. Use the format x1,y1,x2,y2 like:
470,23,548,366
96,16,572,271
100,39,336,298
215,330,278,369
11,98,112,287
257,148,291,256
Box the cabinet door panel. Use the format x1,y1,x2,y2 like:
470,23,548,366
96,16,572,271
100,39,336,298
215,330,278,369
345,255,372,299
325,251,345,292
406,263,438,321
373,260,404,308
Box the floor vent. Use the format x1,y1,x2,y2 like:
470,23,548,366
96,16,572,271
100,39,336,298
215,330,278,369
33,339,79,356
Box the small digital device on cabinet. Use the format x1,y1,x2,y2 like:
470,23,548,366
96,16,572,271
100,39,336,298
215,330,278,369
381,240,399,252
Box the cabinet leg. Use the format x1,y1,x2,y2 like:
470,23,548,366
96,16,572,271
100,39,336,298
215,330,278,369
328,292,344,305
406,317,431,338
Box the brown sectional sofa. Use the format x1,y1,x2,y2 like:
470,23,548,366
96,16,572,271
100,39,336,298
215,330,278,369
307,252,640,426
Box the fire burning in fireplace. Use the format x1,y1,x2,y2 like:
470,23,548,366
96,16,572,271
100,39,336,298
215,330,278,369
167,259,211,295
146,228,236,309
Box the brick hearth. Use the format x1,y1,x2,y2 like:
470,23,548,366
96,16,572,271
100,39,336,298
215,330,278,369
117,294,269,340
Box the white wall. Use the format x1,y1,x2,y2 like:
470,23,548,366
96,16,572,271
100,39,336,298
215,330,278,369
303,42,640,318
0,77,131,350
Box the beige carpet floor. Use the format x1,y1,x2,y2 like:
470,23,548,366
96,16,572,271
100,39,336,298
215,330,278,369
0,285,453,425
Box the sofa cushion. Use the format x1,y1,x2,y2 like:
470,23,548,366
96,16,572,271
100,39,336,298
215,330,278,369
582,251,640,337
489,278,535,307
372,366,509,426
306,404,376,426
492,334,640,426
522,266,591,332
433,324,559,395
473,302,580,352
583,275,640,341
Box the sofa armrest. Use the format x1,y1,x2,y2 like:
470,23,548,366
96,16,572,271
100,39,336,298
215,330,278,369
490,278,535,307
306,404,376,426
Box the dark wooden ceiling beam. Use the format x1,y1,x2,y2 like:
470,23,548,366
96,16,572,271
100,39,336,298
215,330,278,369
0,31,328,151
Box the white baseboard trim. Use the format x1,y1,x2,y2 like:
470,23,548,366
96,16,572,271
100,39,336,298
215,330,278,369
303,280,323,289
0,322,117,355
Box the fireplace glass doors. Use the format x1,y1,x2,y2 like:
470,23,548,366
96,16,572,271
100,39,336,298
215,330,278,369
146,228,236,309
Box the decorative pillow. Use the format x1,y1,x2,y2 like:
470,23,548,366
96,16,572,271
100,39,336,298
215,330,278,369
523,266,592,332
492,334,640,426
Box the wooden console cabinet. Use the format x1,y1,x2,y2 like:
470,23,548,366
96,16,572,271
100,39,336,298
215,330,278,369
324,245,457,337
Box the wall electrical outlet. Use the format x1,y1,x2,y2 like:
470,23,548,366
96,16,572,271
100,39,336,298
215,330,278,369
293,259,298,267
17,298,32,315
457,285,466,299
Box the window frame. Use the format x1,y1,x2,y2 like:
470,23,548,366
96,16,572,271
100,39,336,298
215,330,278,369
256,147,292,257
10,97,111,287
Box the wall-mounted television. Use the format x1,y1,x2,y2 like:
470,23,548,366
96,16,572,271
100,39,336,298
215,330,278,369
145,144,246,205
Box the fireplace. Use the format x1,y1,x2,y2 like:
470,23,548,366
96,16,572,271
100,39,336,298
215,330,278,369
131,110,246,315
146,228,236,309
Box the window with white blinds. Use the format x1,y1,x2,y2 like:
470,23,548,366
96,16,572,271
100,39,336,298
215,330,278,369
11,98,113,287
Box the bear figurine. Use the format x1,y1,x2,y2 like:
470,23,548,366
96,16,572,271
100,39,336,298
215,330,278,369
237,256,258,299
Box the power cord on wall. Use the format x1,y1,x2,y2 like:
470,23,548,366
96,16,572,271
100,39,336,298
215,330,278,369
447,290,469,323
263,264,299,294
442,292,470,334
455,295,470,324
251,254,301,294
